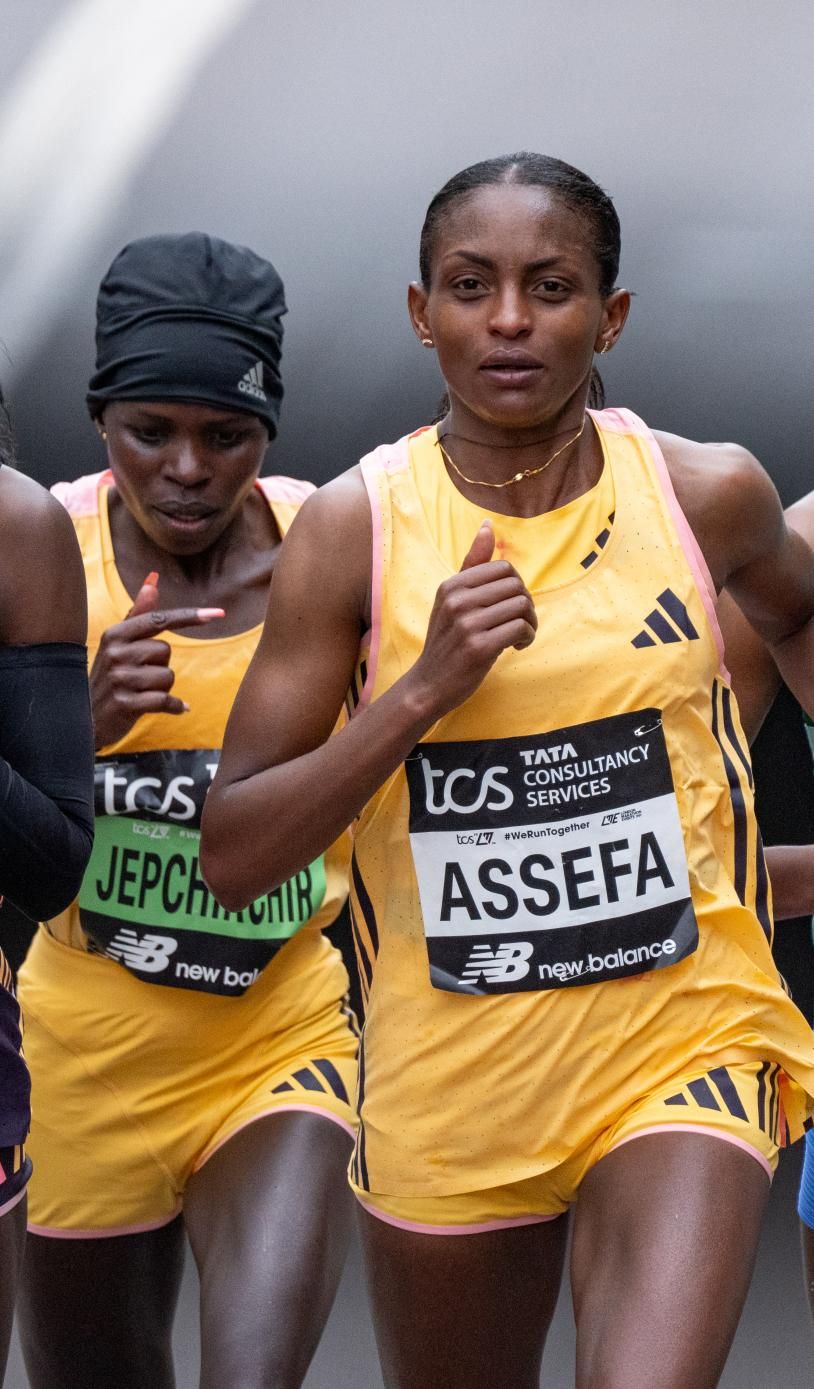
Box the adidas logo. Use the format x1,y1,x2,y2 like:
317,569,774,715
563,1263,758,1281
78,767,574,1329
237,361,267,402
631,588,699,648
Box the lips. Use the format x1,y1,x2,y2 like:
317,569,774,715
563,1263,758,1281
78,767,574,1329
479,350,543,370
154,503,218,533
479,352,544,390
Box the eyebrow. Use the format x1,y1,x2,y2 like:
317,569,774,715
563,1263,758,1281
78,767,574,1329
444,250,568,272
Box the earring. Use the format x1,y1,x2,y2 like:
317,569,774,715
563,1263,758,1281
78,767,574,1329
421,337,434,348
599,340,611,355
99,428,108,440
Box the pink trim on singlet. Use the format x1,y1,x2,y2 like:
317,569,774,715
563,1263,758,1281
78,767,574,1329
607,1124,773,1181
593,407,729,680
192,1104,355,1174
28,1206,182,1240
356,431,428,713
255,475,315,506
51,470,112,516
354,1194,560,1236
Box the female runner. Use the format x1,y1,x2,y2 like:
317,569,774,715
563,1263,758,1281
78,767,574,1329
16,234,357,1389
0,389,93,1381
202,155,814,1388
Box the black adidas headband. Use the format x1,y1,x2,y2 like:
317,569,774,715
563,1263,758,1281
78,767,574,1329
86,233,286,438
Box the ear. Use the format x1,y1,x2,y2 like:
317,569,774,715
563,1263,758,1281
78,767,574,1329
407,281,432,345
594,288,632,354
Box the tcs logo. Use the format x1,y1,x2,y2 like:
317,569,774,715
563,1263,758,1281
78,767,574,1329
420,761,514,816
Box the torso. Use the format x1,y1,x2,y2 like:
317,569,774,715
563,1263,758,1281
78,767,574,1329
43,470,350,997
344,407,814,1198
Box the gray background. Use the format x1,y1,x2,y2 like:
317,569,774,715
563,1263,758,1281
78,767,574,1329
2,1,813,1384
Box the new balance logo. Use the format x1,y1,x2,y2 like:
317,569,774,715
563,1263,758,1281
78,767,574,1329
631,588,700,648
237,361,267,402
461,941,533,985
104,929,178,973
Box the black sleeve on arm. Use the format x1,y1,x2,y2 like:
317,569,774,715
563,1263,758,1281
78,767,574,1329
0,644,94,921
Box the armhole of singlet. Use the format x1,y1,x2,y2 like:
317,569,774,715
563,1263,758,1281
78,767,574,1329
612,407,731,682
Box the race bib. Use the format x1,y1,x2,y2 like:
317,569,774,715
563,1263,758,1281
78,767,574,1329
405,709,697,995
79,749,326,995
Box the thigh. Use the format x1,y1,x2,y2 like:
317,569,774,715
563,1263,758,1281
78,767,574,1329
184,1111,354,1389
571,1132,770,1389
18,1217,186,1389
358,1204,569,1389
0,1195,26,1381
797,1127,814,1317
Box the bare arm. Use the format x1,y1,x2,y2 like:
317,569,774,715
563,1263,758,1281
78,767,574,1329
660,436,814,720
201,471,537,910
686,468,814,923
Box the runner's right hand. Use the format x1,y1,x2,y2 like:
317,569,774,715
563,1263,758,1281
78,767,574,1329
90,573,225,750
406,522,537,723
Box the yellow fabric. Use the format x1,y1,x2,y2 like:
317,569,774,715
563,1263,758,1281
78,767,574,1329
353,1060,781,1227
39,471,349,989
21,926,357,1233
348,409,814,1200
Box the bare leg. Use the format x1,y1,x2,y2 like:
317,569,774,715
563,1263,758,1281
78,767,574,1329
184,1112,354,1389
0,1196,26,1381
358,1206,569,1389
571,1133,769,1389
18,1215,185,1389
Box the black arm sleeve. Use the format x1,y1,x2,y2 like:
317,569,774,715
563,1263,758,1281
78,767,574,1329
0,644,94,921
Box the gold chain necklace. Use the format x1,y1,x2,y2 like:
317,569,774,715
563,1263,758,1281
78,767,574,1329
436,417,586,489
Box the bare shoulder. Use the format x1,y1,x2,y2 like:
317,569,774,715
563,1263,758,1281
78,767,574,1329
653,430,781,587
0,465,87,644
270,463,373,624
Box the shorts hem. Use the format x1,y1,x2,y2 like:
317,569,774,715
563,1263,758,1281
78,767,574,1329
0,1186,26,1220
27,1205,182,1239
194,1103,356,1174
606,1124,774,1181
355,1195,562,1235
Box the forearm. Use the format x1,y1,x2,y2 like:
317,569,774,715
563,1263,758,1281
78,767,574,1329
0,763,94,919
764,845,814,922
202,675,436,909
0,644,95,920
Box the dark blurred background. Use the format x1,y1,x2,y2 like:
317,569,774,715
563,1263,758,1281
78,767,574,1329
1,2,813,1383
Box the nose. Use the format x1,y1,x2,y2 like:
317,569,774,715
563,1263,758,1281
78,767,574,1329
163,436,210,486
487,286,532,339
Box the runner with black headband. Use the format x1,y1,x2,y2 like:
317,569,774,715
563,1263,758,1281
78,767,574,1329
203,154,814,1388
0,389,93,1382
16,235,357,1389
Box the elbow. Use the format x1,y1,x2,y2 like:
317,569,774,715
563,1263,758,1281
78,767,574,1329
199,804,262,913
19,821,95,922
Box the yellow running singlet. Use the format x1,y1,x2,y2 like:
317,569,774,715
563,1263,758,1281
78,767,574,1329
347,408,814,1198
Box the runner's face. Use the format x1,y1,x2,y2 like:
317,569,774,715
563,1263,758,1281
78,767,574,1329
413,185,616,435
101,401,269,555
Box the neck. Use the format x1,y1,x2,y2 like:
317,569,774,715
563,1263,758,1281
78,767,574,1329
436,394,604,519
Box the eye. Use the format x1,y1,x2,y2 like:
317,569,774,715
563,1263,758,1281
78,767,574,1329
451,275,487,295
130,427,169,447
209,430,250,450
534,278,569,298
